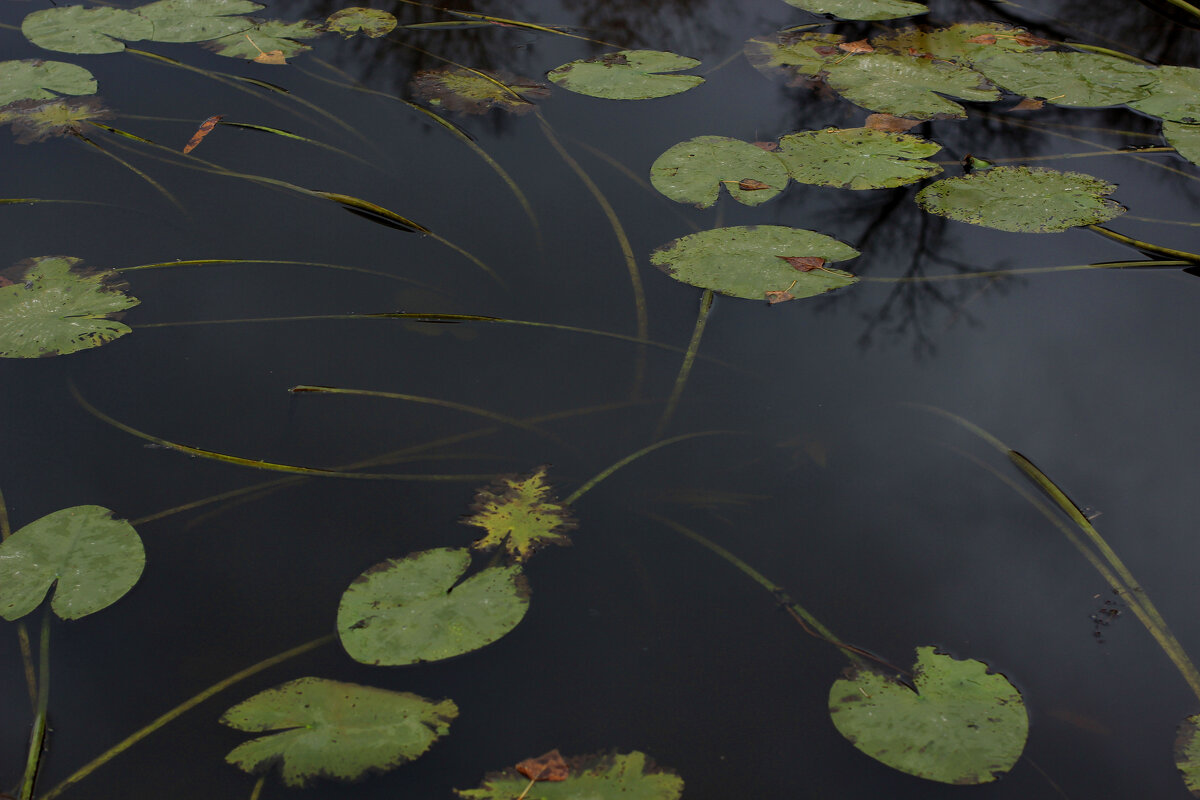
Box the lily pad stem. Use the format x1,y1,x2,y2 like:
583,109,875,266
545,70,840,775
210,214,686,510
19,608,50,800
653,289,713,441
1086,225,1200,264
0,487,38,711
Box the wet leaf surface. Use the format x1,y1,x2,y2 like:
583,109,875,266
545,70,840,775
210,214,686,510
0,60,97,106
776,127,942,189
457,751,683,800
134,0,261,43
825,53,999,119
972,51,1156,107
22,5,154,54
1130,65,1200,123
547,50,704,100
1164,120,1200,166
461,466,576,560
206,19,322,60
649,135,789,207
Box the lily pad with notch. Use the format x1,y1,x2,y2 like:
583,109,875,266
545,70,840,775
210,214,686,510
1129,65,1200,123
456,750,683,800
829,646,1028,784
971,50,1156,107
325,7,397,37
782,0,928,21
649,136,789,208
133,0,262,43
222,677,456,787
547,50,703,100
22,5,154,54
411,67,550,115
825,53,1000,119
775,127,942,189
205,18,323,61
0,60,98,107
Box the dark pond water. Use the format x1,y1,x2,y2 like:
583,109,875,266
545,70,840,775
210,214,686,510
4,0,1200,798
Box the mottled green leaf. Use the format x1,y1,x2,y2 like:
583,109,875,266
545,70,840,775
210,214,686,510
547,50,703,100
206,18,322,60
650,136,789,207
776,127,942,189
826,54,999,119
222,677,455,787
337,547,529,666
1176,714,1200,794
457,751,683,800
915,166,1124,232
0,505,143,621
22,6,154,54
872,23,1046,63
829,647,1028,784
972,51,1155,107
0,256,138,357
410,68,549,115
0,97,112,144
744,32,844,81
1164,121,1200,167
651,225,859,302
461,466,576,561
0,60,97,106
135,0,261,43
783,0,927,21
1130,65,1200,123
325,7,396,37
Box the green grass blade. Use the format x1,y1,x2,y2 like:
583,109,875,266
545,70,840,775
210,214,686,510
654,289,713,441
117,258,442,291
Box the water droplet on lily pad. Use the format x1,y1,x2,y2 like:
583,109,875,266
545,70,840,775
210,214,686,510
782,0,928,21
915,165,1124,232
775,127,942,189
0,60,97,107
547,50,704,100
650,136,789,207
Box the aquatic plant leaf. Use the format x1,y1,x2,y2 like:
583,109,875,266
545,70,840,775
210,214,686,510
1164,121,1200,167
337,547,529,666
872,23,1046,63
1175,714,1200,794
828,647,1028,784
0,97,113,143
457,751,683,800
1129,65,1200,123
325,7,396,37
651,225,859,302
744,32,845,80
776,127,942,189
183,114,223,153
0,60,97,106
411,68,549,115
0,256,138,357
134,0,262,43
462,466,576,561
547,50,703,100
649,136,789,208
825,54,999,119
516,750,569,781
206,19,322,60
222,677,456,787
782,0,928,21
915,166,1124,232
0,505,143,621
971,51,1155,107
22,6,154,54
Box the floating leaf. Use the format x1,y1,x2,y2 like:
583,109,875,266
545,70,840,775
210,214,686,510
1175,714,1200,794
829,647,1027,784
863,113,921,132
1129,65,1200,123
547,50,704,100
825,54,999,119
325,7,396,37
915,166,1124,232
222,677,456,787
0,97,113,144
744,32,844,81
651,225,859,302
22,6,154,54
182,113,223,153
411,67,549,115
872,23,1046,63
0,256,138,357
1164,121,1200,167
0,60,97,107
775,127,942,189
0,505,144,621
462,466,576,561
782,0,928,21
337,547,529,666
516,750,570,782
971,51,1155,107
649,136,789,208
206,19,322,60
134,0,261,43
457,751,683,800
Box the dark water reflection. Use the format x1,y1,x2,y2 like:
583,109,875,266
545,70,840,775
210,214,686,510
3,0,1200,798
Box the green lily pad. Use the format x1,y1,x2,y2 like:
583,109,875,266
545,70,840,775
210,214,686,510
0,60,97,107
461,466,576,562
325,7,396,37
649,136,789,207
916,166,1124,232
776,127,942,189
0,505,144,621
337,547,530,666
457,751,683,800
971,51,1155,107
134,0,261,43
1164,121,1200,167
22,6,154,54
547,50,704,100
1175,714,1200,794
651,225,860,302
826,54,1000,119
872,23,1047,63
410,67,549,115
782,0,928,21
222,677,456,787
829,647,1028,784
1129,65,1200,123
0,256,138,357
744,32,844,81
206,18,323,60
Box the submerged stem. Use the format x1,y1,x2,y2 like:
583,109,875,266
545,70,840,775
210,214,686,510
0,487,38,710
19,609,51,800
653,290,714,441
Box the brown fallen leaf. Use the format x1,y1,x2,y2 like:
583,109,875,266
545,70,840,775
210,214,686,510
751,141,778,151
1008,97,1044,111
182,114,223,154
736,178,771,191
253,49,287,65
515,750,569,782
838,39,874,54
1014,32,1053,47
813,45,840,56
864,113,921,132
967,34,997,44
765,290,795,304
778,255,826,272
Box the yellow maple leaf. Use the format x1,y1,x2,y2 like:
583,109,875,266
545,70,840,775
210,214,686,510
461,466,576,562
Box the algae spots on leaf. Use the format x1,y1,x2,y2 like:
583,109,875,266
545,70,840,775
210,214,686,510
547,50,704,100
0,60,98,107
461,466,576,561
456,750,683,800
650,136,789,208
782,0,928,21
411,68,550,115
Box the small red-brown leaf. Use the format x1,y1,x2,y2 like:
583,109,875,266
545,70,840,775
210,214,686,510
515,750,569,782
182,114,223,154
765,290,795,304
736,178,772,191
778,255,826,272
1014,33,1053,47
967,34,997,44
864,113,921,132
838,39,874,54
1008,97,1044,111
253,49,287,65
812,45,840,56
752,141,779,151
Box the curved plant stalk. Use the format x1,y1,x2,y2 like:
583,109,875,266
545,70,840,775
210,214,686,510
0,198,109,207
19,608,51,800
117,258,443,290
390,0,618,46
933,146,1174,165
68,382,497,482
1162,0,1200,18
862,259,1190,283
1086,226,1200,264
70,132,187,218
39,635,334,800
563,430,740,506
653,289,713,441
214,121,373,166
1062,42,1151,64
0,487,38,711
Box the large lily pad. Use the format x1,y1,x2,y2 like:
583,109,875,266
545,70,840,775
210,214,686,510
1176,714,1200,794
1164,121,1200,167
776,127,942,189
651,225,860,302
650,136,789,207
337,547,529,666
1129,65,1200,123
915,166,1124,232
222,677,456,787
461,466,576,562
410,67,549,115
205,19,323,60
826,54,1000,119
782,0,928,20
0,60,97,107
134,0,261,43
0,505,144,621
972,51,1156,107
872,23,1046,63
547,50,704,100
457,751,683,800
829,647,1028,784
325,7,396,37
0,256,138,357
22,6,154,54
